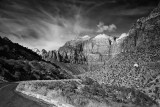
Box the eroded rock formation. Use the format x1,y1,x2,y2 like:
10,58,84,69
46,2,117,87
40,34,127,69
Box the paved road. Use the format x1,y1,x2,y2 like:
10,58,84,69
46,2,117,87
0,83,51,107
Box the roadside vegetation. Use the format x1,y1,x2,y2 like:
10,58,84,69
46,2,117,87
17,77,158,107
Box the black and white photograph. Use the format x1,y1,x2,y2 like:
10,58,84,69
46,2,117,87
0,0,160,107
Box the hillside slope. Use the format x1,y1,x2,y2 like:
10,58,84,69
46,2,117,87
0,35,41,60
81,3,160,103
0,35,75,81
0,58,74,81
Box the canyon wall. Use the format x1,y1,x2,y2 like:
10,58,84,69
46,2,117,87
39,34,127,70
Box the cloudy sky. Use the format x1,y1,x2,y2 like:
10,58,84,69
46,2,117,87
0,0,159,50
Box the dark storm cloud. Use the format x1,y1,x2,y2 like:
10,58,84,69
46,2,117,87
0,0,159,50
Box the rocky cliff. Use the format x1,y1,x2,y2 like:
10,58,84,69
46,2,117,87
40,34,127,71
122,3,160,54
81,3,160,104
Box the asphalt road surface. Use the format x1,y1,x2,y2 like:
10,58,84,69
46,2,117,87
0,82,51,107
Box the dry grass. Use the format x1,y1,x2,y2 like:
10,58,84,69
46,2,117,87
16,78,158,107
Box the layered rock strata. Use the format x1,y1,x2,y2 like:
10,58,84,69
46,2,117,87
39,34,127,70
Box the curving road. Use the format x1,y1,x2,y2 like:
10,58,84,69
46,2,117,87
0,83,52,107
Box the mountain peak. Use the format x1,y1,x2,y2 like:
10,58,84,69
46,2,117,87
116,33,128,42
93,34,109,39
2,37,11,42
80,35,91,40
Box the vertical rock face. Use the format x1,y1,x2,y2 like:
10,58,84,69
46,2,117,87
83,34,114,64
41,34,127,68
122,4,160,55
58,40,86,64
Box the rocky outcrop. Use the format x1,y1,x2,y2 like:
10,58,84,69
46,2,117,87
32,48,88,75
83,34,114,63
81,3,160,104
58,39,87,64
122,4,160,54
58,34,116,65
32,48,59,61
41,34,127,69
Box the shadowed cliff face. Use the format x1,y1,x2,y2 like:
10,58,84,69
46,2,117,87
122,3,160,54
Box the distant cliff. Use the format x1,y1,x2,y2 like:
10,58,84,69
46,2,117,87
40,34,127,71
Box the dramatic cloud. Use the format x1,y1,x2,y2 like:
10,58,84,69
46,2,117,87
0,0,94,50
0,0,159,50
97,22,117,33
